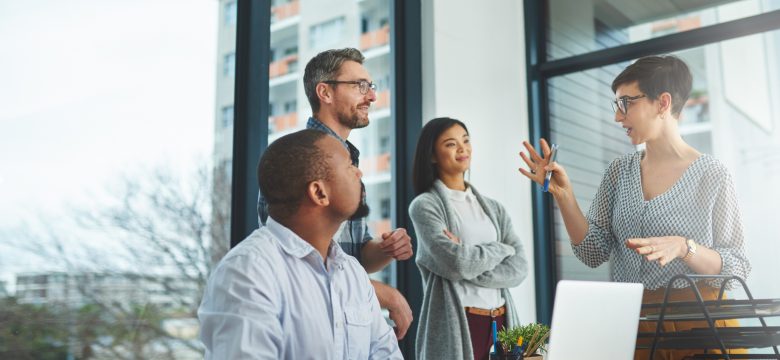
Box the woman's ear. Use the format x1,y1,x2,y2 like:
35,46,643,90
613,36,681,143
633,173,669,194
307,180,330,206
658,92,672,116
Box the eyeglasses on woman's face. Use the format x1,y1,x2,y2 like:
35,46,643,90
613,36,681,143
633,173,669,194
611,94,646,114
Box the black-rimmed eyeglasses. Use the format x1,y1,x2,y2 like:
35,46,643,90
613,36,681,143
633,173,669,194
611,94,646,114
322,79,377,95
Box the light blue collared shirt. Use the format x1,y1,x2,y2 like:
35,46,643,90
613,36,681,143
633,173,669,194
198,218,401,360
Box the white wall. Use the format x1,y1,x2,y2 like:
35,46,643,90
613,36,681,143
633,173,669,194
421,0,536,323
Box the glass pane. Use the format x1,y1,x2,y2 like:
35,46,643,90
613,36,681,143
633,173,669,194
0,1,227,358
547,0,780,60
259,0,396,286
548,29,780,314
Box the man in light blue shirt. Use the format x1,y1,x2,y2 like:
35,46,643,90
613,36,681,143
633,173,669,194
198,130,402,359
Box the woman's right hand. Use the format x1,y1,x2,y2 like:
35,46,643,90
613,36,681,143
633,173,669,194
443,229,461,244
518,138,572,197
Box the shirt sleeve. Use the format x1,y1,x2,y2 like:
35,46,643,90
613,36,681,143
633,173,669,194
708,169,751,287
365,275,403,359
410,195,516,281
572,158,622,268
198,254,281,360
466,200,529,289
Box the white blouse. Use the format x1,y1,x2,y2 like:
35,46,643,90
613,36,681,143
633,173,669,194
437,179,505,309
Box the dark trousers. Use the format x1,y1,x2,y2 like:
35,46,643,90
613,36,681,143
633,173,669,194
466,311,507,360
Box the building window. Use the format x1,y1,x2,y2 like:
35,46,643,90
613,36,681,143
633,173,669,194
309,17,345,49
223,52,235,77
224,1,237,26
221,106,234,128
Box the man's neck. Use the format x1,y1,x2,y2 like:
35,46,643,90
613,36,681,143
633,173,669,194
313,112,351,140
276,214,341,261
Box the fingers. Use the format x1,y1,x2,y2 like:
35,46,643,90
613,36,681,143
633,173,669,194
540,138,552,159
625,238,647,249
522,141,544,164
626,238,674,267
519,150,535,169
442,229,460,244
381,228,413,260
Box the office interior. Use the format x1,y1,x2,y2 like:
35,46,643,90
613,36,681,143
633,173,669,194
2,0,780,358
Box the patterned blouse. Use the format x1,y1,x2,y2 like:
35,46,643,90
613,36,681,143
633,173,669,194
572,151,751,290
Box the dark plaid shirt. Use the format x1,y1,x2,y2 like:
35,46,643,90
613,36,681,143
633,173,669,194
257,117,372,263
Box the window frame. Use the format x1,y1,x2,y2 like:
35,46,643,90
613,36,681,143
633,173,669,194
524,1,780,325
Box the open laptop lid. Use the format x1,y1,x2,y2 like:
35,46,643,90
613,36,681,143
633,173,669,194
546,280,644,360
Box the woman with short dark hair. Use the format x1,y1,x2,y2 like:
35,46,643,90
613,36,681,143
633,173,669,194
520,55,750,360
410,117,529,360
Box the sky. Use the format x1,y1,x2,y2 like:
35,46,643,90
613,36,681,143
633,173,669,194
0,0,219,283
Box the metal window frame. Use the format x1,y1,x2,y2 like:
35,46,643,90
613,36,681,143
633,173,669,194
524,1,780,325
231,0,270,247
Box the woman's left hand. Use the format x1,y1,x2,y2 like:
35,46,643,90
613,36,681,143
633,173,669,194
626,236,687,267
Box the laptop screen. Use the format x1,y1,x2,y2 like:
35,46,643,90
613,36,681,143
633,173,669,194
546,280,644,360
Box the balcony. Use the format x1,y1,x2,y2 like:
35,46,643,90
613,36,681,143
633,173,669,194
369,219,392,236
360,152,390,175
271,0,300,23
269,54,299,78
373,89,390,110
360,25,390,51
270,112,298,133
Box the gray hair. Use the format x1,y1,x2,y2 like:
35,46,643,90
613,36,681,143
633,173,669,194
303,48,365,113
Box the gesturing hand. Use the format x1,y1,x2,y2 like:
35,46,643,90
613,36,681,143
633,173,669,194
518,138,571,195
626,236,687,267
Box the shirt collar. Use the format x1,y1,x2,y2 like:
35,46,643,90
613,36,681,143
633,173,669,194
307,117,361,165
266,216,348,265
435,179,474,202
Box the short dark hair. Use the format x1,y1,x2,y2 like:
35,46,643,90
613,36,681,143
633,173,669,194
611,55,692,117
257,130,331,220
412,117,469,195
303,48,365,114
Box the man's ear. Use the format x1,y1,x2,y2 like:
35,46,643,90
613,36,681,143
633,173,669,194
316,83,333,106
307,180,330,207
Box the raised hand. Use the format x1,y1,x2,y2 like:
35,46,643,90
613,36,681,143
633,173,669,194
518,138,571,196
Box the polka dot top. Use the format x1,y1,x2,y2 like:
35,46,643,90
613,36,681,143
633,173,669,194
572,151,751,290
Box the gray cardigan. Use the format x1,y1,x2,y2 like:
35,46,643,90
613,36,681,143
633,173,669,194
409,181,529,360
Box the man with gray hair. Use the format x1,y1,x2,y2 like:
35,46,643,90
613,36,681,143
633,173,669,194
258,48,414,339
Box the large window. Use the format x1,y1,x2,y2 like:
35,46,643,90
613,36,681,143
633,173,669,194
0,1,226,358
261,0,397,286
529,0,780,325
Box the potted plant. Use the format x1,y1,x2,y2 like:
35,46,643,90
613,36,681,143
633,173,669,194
490,323,550,360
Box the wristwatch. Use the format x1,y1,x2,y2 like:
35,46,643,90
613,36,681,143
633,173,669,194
681,238,698,261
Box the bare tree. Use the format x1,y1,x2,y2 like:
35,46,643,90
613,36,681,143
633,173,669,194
4,161,231,359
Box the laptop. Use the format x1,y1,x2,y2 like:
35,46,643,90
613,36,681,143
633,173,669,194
545,280,644,360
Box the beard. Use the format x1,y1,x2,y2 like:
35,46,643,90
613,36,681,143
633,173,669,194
348,182,370,220
338,106,369,129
